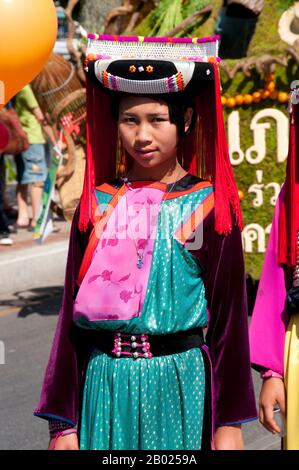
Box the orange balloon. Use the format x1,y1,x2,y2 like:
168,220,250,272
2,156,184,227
221,96,227,106
0,0,57,109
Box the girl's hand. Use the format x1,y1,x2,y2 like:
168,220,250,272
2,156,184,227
214,425,244,450
48,433,79,450
259,377,286,434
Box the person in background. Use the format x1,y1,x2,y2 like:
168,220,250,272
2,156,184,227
216,1,264,59
0,149,13,245
249,92,299,450
13,85,56,230
0,110,14,245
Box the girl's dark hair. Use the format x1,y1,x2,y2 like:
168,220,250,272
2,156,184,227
110,92,195,139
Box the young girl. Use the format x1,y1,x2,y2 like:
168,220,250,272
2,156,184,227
34,35,257,450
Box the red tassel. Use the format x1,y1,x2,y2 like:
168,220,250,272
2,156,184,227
79,79,118,232
213,64,243,234
182,65,243,235
278,103,299,267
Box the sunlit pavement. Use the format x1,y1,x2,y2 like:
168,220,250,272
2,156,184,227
0,287,280,450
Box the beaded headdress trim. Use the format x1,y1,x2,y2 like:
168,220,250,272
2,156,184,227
95,59,194,93
86,34,220,64
86,35,219,94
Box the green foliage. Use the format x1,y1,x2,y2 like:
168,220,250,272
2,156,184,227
278,0,295,14
192,0,222,38
248,0,287,57
134,0,211,37
182,0,211,17
5,157,16,182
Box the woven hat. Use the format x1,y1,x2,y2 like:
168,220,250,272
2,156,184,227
80,34,242,235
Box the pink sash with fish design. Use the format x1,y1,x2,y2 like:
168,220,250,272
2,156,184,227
73,185,164,321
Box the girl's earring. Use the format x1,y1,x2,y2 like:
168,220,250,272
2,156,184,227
184,119,192,135
118,146,127,177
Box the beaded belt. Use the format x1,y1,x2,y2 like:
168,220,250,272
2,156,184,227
91,327,204,359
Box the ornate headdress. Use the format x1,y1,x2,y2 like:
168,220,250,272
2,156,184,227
81,34,242,235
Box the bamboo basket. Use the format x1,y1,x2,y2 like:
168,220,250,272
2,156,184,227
31,53,87,221
56,139,86,222
31,53,86,143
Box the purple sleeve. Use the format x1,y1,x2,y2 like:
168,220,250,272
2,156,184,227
192,210,257,427
34,206,90,426
48,419,76,439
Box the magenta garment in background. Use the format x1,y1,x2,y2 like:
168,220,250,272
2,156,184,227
249,188,289,376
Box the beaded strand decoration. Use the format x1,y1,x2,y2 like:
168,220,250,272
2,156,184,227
100,69,185,93
112,332,153,359
85,34,221,67
121,166,184,269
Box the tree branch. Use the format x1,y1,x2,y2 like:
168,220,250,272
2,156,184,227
64,0,85,83
165,5,213,38
104,1,134,28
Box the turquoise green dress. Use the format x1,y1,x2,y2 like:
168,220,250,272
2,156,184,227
78,181,212,450
34,173,257,447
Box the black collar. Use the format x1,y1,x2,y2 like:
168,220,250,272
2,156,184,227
109,173,205,192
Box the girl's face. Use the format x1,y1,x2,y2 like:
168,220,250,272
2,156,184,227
118,96,179,169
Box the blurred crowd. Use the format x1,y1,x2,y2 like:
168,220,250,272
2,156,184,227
0,85,56,246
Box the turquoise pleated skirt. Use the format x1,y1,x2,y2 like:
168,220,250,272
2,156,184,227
79,346,206,450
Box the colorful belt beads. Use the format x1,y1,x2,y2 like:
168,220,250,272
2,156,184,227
112,332,153,359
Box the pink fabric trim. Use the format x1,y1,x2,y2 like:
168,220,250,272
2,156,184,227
202,344,216,450
49,428,77,450
260,369,283,379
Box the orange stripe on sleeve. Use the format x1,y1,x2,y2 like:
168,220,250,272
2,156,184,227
174,192,214,245
77,185,128,286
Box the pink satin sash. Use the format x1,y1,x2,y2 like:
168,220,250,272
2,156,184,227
74,185,164,321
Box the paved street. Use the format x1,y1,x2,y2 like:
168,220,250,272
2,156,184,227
0,285,281,450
